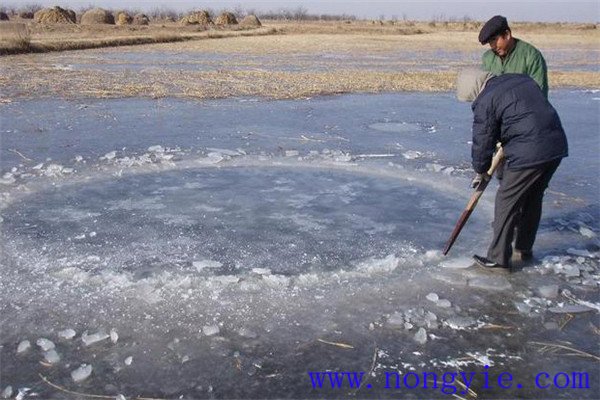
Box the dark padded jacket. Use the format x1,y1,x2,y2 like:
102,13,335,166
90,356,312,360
471,74,568,174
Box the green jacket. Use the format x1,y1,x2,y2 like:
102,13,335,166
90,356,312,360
482,38,548,98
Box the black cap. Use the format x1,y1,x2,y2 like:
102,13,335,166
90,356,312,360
478,15,509,44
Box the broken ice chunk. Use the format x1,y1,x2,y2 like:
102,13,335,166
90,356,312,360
15,388,30,400
425,293,439,302
538,285,559,299
441,257,473,269
444,316,477,330
261,274,290,287
437,299,452,308
71,364,93,382
425,311,437,322
425,163,445,173
36,338,55,351
251,268,271,275
43,164,66,177
101,151,117,160
387,312,404,329
193,260,222,272
514,302,532,314
2,385,12,399
402,150,423,160
0,173,16,185
124,356,133,366
544,322,559,330
43,349,61,364
579,227,596,238
414,328,427,344
17,340,31,353
237,327,258,339
58,329,77,340
148,145,165,153
563,265,581,278
548,304,595,313
203,325,220,336
566,248,593,258
424,250,442,261
81,330,109,346
110,329,118,344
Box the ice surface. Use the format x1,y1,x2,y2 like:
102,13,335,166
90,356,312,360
468,275,512,291
0,91,598,398
441,257,473,269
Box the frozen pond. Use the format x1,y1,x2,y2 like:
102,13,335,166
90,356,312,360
0,91,599,399
9,47,599,75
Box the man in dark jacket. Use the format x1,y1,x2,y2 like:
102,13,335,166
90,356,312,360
456,68,568,270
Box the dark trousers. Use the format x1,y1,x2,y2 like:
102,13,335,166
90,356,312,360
487,159,561,266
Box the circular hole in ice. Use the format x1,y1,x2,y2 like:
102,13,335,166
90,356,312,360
1,166,467,279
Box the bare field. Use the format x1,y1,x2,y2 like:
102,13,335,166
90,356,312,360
0,20,598,100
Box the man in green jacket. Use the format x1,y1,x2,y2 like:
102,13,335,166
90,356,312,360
479,15,548,98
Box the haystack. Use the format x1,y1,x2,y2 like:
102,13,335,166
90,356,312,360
19,11,34,19
81,8,115,25
0,12,9,21
180,10,212,25
132,14,149,25
115,12,132,25
215,12,238,26
240,15,261,27
34,7,76,23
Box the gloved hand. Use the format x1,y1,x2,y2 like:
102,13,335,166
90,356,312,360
471,173,490,189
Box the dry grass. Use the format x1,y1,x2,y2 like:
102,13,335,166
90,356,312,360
0,22,31,53
0,66,456,99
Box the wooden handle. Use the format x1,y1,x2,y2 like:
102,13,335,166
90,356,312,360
486,146,504,177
